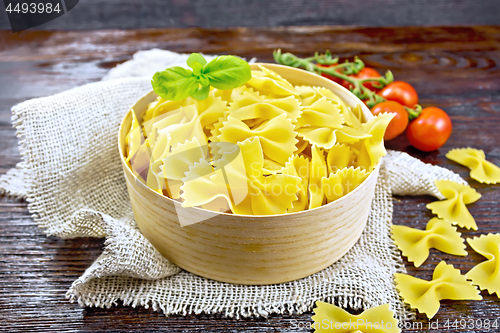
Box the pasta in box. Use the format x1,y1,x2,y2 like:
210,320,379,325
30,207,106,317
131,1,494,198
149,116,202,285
118,55,393,285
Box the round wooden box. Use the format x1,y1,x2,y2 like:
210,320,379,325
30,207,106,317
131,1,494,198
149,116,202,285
118,63,380,285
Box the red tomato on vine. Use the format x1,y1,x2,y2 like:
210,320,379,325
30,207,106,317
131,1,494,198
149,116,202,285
342,67,381,91
406,107,452,151
371,101,409,140
378,81,418,107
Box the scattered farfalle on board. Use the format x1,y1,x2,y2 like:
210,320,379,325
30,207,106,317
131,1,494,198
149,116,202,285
395,261,482,319
446,148,500,184
322,167,368,204
426,180,481,230
311,301,400,333
125,65,393,215
391,217,467,268
466,234,500,297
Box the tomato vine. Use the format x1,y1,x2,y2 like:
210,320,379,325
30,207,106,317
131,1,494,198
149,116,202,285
273,49,422,119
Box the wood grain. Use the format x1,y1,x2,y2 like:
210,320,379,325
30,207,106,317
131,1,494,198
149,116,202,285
0,26,499,332
1,0,500,30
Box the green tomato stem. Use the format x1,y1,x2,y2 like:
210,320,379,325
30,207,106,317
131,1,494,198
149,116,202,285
406,104,423,120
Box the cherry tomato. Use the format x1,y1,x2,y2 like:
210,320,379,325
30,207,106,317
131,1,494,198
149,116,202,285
370,101,409,140
317,63,342,84
342,67,381,91
378,81,418,107
406,107,452,152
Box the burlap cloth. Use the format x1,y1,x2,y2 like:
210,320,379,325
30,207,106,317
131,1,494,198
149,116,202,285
0,49,466,322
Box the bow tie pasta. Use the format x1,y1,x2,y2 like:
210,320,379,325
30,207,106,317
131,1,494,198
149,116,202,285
466,234,500,297
311,301,400,333
395,261,481,318
124,65,393,215
427,180,481,230
446,147,500,184
391,217,467,267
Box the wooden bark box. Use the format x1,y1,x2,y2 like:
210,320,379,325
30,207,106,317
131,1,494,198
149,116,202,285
118,63,380,285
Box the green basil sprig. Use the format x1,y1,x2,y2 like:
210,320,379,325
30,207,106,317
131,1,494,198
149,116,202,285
151,53,251,101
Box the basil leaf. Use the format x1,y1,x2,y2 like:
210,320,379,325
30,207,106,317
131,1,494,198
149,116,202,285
197,74,210,87
187,53,207,76
187,53,207,68
151,67,199,101
191,85,210,101
203,55,251,90
151,54,251,102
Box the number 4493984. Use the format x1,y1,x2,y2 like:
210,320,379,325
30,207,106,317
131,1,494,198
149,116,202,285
443,318,498,330
6,2,61,14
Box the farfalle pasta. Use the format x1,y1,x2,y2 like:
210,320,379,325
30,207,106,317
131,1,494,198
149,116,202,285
326,144,354,173
284,155,310,213
146,131,171,194
311,301,400,333
354,113,395,171
466,234,500,297
296,86,349,110
322,167,368,203
159,137,207,199
126,110,150,181
308,145,327,209
217,113,297,165
295,97,370,149
246,64,298,96
225,90,302,123
180,137,301,215
395,261,482,318
426,180,481,230
124,65,393,215
391,217,467,267
446,147,500,184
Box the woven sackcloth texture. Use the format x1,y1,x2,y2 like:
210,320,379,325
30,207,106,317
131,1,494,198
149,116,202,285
0,49,466,321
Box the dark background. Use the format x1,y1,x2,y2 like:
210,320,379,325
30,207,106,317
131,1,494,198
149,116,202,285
1,0,500,29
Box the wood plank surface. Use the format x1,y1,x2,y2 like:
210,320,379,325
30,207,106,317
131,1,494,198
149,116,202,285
1,0,500,30
0,26,499,332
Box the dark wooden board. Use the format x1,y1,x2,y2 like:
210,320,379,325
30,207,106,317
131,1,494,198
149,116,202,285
0,26,499,332
1,0,500,30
